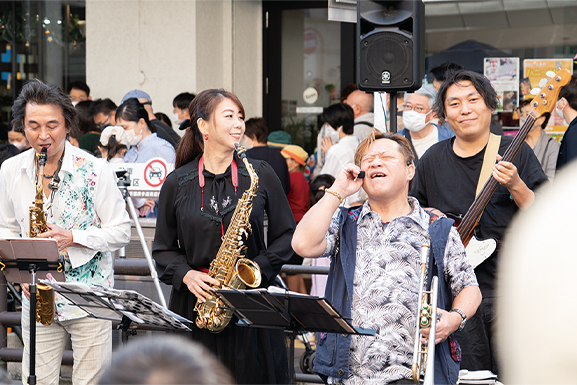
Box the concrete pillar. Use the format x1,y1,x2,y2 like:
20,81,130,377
86,0,262,132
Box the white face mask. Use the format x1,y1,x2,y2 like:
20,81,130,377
124,128,142,146
71,101,79,107
240,137,253,150
172,112,181,126
402,110,430,132
11,141,28,151
556,100,565,121
323,124,340,143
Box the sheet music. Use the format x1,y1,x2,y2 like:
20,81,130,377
41,281,192,331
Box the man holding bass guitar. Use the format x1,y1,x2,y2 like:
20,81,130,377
411,69,549,376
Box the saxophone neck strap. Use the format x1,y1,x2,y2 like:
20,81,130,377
198,155,239,194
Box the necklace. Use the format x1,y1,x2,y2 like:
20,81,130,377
43,173,54,179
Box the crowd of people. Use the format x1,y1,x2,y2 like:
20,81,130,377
0,62,576,385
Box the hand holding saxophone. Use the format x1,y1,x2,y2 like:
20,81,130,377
183,269,220,302
36,223,74,251
419,308,462,344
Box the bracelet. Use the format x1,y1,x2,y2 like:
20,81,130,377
324,188,344,204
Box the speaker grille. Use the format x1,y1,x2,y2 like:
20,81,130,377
359,31,414,91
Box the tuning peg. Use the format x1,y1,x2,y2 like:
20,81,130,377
546,71,556,78
539,78,548,88
530,88,540,95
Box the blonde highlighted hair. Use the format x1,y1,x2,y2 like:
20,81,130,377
353,128,415,167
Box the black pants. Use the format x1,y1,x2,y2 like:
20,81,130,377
454,296,499,375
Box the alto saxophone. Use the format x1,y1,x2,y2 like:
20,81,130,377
29,148,55,326
194,144,262,333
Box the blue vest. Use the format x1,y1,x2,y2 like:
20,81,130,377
314,206,459,384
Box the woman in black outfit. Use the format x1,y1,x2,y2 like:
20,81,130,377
152,89,295,384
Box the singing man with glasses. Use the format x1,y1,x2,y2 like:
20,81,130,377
397,84,454,162
293,131,481,385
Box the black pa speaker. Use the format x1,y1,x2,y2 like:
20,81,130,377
357,0,425,92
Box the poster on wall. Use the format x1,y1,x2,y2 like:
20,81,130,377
484,57,520,112
524,58,574,140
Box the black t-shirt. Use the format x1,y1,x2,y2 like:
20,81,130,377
246,146,291,195
410,136,548,296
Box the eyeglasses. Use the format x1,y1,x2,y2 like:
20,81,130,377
95,113,112,131
403,103,428,114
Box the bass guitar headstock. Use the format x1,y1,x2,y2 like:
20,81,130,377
529,66,571,118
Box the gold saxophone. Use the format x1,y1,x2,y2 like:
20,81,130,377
194,144,262,333
29,148,55,326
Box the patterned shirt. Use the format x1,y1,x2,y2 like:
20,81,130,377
324,197,477,384
0,142,131,321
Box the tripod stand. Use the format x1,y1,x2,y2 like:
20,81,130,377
116,171,167,308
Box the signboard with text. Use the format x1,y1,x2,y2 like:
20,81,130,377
113,158,174,198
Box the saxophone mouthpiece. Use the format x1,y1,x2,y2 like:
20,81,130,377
235,143,247,159
38,147,48,166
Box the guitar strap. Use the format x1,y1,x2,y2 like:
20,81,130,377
475,133,501,197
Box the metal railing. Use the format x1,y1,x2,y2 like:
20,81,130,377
0,261,328,383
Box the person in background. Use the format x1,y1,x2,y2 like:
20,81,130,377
340,83,358,103
116,98,176,217
76,100,101,155
319,103,361,205
7,125,30,152
66,80,91,105
98,125,128,163
99,336,234,385
308,174,335,299
280,144,310,294
152,89,294,384
429,62,464,91
555,75,577,171
155,112,173,129
121,90,181,149
172,92,196,126
0,79,130,385
0,126,23,167
345,90,374,142
266,130,292,150
244,118,291,195
519,100,558,180
398,84,454,162
91,98,117,131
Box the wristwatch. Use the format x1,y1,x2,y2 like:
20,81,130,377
450,308,467,331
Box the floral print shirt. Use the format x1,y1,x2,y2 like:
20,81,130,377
0,142,131,321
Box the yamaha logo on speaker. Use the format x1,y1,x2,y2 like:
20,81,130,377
381,71,391,85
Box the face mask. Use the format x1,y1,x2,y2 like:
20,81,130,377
402,110,430,132
11,141,27,151
556,100,565,121
71,101,79,107
172,112,181,126
240,137,253,150
323,124,340,143
124,128,142,146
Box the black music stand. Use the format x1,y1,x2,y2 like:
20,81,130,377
39,281,192,332
214,287,376,384
0,238,65,385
